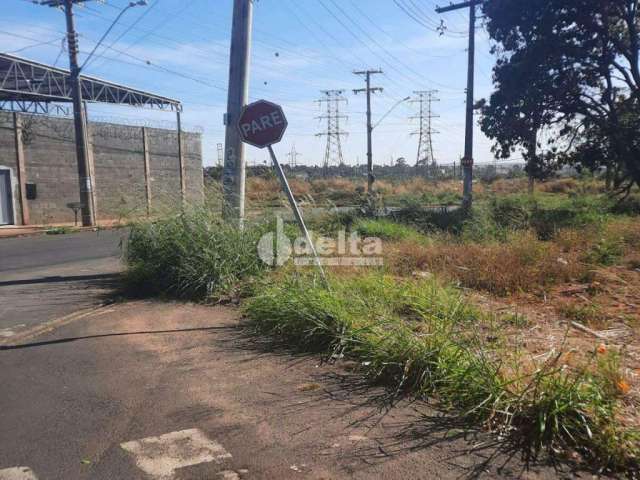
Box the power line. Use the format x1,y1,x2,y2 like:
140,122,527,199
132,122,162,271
4,35,65,54
85,0,161,69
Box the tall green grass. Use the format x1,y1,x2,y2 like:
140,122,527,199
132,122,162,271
388,194,616,242
354,218,427,243
123,208,269,300
245,272,639,470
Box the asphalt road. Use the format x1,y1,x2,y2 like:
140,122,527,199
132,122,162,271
0,229,580,479
0,302,567,479
0,230,126,338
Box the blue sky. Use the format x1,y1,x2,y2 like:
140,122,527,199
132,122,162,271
4,0,508,167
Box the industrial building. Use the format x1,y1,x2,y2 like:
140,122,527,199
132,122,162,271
0,53,203,226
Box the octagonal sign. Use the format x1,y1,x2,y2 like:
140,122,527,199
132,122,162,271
237,100,288,149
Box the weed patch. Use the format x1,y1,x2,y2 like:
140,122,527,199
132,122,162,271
354,218,426,243
387,232,586,295
244,272,639,470
123,209,269,300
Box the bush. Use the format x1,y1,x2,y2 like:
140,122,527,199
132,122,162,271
610,194,640,216
391,204,470,234
487,194,610,240
586,238,625,266
123,209,269,300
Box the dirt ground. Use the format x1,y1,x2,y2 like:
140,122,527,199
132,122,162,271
0,301,584,479
469,261,640,431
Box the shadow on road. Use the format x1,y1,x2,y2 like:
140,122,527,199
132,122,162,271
215,324,585,480
0,325,237,351
0,273,121,288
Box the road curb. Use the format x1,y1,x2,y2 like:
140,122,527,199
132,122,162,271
0,304,112,348
0,225,128,240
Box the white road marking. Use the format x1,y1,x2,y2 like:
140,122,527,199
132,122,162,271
0,325,24,338
0,467,38,480
120,428,232,479
218,471,240,480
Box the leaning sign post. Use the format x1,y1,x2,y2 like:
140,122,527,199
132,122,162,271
237,100,328,286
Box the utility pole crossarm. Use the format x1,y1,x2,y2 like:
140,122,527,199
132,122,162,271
353,88,383,94
435,1,478,13
353,69,383,75
39,0,91,5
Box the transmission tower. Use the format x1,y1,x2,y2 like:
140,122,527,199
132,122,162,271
216,143,224,167
287,144,302,168
316,90,348,174
410,90,440,170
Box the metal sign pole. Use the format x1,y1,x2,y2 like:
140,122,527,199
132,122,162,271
267,145,329,288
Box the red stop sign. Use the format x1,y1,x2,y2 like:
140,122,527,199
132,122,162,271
237,100,288,149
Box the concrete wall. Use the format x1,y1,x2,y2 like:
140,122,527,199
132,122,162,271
0,111,203,225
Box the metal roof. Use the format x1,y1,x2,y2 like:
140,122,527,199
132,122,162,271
0,53,182,113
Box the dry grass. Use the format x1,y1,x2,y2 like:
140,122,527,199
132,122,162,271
246,176,363,205
485,177,530,195
537,177,605,195
387,231,587,295
376,177,477,198
385,217,640,297
246,177,281,204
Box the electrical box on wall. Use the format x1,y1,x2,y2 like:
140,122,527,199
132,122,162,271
26,183,37,200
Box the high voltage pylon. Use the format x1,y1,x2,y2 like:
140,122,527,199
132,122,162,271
316,90,348,174
287,144,302,167
410,90,439,170
217,143,224,167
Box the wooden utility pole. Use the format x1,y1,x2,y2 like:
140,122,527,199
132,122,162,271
436,0,479,210
353,69,383,193
222,0,253,226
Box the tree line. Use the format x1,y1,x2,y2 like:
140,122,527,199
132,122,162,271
481,0,640,196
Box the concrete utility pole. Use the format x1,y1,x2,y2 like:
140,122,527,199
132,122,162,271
436,0,479,209
222,0,253,226
39,0,95,226
40,0,146,226
353,70,383,193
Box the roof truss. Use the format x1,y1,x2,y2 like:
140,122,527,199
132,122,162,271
0,53,182,113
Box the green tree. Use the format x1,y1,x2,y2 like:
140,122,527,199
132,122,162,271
481,0,640,194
